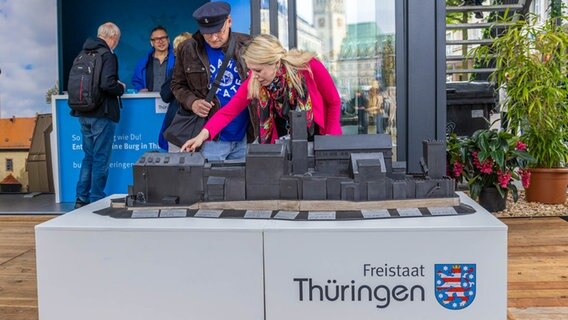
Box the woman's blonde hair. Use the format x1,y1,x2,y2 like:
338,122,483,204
173,32,192,55
242,34,315,99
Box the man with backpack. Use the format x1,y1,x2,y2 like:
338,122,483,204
69,22,125,209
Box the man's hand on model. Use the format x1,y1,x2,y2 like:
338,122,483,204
192,99,213,118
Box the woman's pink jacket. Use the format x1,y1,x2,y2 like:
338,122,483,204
204,58,342,140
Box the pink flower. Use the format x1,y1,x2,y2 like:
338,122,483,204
516,141,527,151
519,169,531,189
497,171,512,188
453,161,464,177
472,151,482,170
480,159,494,174
473,151,494,174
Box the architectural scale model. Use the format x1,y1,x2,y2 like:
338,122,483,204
98,111,474,220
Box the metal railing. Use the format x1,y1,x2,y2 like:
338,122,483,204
445,1,527,76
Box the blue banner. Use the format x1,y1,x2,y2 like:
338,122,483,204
54,95,166,203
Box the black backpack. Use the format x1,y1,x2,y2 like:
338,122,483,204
67,47,108,112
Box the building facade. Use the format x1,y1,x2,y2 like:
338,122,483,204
0,117,36,192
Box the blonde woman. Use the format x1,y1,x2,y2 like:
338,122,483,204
180,34,342,151
367,80,384,133
158,32,192,151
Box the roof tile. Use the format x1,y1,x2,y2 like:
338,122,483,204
0,117,36,149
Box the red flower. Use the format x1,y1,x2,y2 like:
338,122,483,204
480,159,494,174
473,151,494,174
453,161,464,177
497,170,512,188
516,141,527,151
472,151,482,169
519,169,531,189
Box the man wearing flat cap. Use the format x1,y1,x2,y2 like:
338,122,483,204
171,1,256,160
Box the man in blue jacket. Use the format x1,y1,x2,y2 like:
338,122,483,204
131,26,175,92
72,22,125,208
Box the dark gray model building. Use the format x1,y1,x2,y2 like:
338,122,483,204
131,111,453,205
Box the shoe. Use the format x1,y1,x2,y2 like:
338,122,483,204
74,198,89,209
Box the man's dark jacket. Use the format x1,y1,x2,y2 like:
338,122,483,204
71,37,124,122
171,31,258,141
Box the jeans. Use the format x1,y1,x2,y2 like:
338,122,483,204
76,117,116,203
358,108,368,134
375,112,385,134
168,142,180,153
202,136,247,161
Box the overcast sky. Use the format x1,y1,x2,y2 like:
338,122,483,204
0,0,58,119
297,0,396,34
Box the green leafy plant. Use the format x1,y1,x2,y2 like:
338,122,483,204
446,0,468,25
447,128,534,202
45,83,59,105
471,14,568,168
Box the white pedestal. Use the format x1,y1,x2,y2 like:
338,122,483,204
35,197,266,320
263,195,507,319
36,192,506,320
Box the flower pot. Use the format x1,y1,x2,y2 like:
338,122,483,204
478,187,507,212
525,168,568,204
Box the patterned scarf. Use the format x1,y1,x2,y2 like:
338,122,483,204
258,64,313,144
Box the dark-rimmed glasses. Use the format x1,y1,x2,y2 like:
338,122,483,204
151,36,168,43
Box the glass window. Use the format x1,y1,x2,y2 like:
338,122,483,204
260,0,290,50
260,0,270,34
295,0,397,145
278,0,289,49
6,158,13,172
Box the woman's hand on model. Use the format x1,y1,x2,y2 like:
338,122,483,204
180,129,210,152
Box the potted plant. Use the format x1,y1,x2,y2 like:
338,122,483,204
447,129,533,212
472,13,568,204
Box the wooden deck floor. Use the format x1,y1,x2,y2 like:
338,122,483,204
505,217,568,319
0,216,50,320
0,215,566,320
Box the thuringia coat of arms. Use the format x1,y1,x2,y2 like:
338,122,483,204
434,264,476,310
